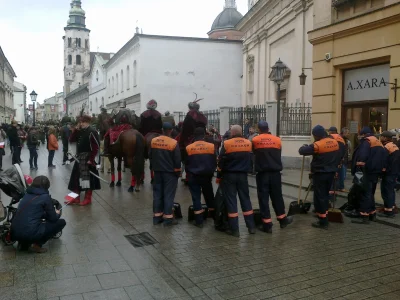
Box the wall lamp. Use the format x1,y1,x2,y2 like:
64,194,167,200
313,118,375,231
299,68,313,86
386,79,398,103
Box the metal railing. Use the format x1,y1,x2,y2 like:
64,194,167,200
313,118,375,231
280,103,312,136
228,105,267,132
202,109,220,132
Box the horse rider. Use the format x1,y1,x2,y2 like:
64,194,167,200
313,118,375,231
66,114,101,206
162,111,176,127
139,99,163,137
98,107,110,141
102,100,132,156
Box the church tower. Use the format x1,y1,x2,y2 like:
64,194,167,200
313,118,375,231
208,0,244,40
63,0,90,95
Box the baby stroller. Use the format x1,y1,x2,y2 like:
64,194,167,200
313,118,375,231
0,164,62,246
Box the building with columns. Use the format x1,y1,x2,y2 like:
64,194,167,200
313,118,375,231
208,0,244,40
236,0,314,107
0,46,16,123
309,0,400,147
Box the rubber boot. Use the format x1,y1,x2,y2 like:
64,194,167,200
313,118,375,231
377,211,395,218
193,214,204,228
351,215,370,224
258,222,273,234
80,190,92,206
279,216,294,229
311,217,329,229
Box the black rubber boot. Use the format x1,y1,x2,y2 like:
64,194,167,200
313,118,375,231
258,223,273,234
351,216,370,224
279,216,294,229
311,217,329,230
377,211,395,219
248,227,256,234
369,213,377,222
226,230,240,237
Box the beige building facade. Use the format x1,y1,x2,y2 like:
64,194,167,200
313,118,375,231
309,0,400,141
236,0,314,107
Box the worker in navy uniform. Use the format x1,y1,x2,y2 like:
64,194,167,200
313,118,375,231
185,127,217,228
217,125,256,237
379,131,400,218
299,125,340,229
102,101,132,156
67,115,101,206
351,126,387,224
328,126,346,193
252,121,293,233
140,99,163,137
149,122,181,226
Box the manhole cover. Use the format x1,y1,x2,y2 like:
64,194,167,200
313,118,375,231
125,232,158,248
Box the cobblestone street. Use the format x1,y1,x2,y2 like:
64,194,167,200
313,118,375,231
1,146,400,300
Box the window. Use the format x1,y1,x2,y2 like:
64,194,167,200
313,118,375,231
68,55,72,65
85,39,89,49
96,70,99,82
112,77,114,96
68,37,72,47
133,61,137,87
102,97,104,107
121,70,124,92
76,55,81,65
126,66,130,90
90,101,92,111
116,74,119,94
76,38,81,48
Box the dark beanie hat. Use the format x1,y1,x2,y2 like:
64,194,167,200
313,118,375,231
328,126,338,133
163,122,173,130
312,125,327,138
194,127,205,137
258,121,269,131
360,126,372,135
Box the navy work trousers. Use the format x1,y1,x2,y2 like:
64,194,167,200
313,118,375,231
313,172,335,218
381,174,396,210
153,171,178,224
188,174,215,224
359,173,378,215
222,172,255,231
256,171,286,229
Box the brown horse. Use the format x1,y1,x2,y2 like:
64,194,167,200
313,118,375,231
109,129,145,192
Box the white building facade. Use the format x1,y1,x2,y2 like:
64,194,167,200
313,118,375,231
104,34,243,114
236,0,314,107
88,55,109,116
0,47,16,123
13,81,26,123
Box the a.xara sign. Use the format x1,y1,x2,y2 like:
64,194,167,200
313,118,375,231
344,64,389,102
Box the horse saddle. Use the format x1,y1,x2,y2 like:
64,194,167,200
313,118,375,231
110,124,132,145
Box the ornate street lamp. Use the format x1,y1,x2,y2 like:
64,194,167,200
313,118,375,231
299,68,312,86
269,58,287,137
30,90,37,126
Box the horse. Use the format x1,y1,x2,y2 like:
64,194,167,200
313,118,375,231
143,132,162,183
108,129,145,192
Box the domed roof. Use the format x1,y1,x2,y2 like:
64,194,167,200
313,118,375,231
211,7,243,32
70,6,85,16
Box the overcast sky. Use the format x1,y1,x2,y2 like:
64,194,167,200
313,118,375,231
0,0,248,103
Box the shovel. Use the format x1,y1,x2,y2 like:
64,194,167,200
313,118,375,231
327,175,344,223
288,156,312,216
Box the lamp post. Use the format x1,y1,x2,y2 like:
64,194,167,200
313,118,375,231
30,90,37,126
269,59,287,137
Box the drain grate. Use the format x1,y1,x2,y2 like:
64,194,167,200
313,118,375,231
125,232,158,248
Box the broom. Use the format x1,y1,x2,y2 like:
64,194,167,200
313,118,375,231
328,175,344,223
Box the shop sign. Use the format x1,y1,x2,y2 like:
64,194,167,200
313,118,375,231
344,64,390,102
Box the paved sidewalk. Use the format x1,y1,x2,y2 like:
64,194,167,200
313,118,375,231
0,145,400,300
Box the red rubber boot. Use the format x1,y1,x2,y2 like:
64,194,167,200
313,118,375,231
80,190,92,206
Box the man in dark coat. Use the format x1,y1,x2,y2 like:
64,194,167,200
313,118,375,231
8,121,21,165
139,99,163,137
67,115,101,206
60,123,71,165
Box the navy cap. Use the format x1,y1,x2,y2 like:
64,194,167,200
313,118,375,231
328,126,338,133
194,127,205,137
258,121,269,131
163,122,173,130
360,126,372,135
312,125,327,138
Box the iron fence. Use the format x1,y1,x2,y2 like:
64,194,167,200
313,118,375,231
178,112,186,123
228,105,267,132
202,109,220,132
280,103,312,136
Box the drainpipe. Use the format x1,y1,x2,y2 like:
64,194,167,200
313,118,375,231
301,0,307,104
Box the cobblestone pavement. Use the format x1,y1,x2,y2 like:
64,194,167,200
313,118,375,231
1,145,400,300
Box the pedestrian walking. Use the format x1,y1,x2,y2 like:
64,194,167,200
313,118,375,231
47,127,58,168
252,121,293,233
185,127,217,228
8,121,21,165
217,125,256,237
150,122,181,226
0,126,7,171
17,125,27,163
351,127,387,224
66,115,101,206
379,131,400,218
27,126,39,170
299,125,340,229
60,123,71,165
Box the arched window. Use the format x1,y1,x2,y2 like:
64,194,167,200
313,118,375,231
102,97,104,107
90,101,92,111
68,55,72,65
133,60,137,87
121,70,124,92
126,66,130,90
68,37,72,47
76,55,81,65
112,77,114,96
116,74,119,94
96,70,99,82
